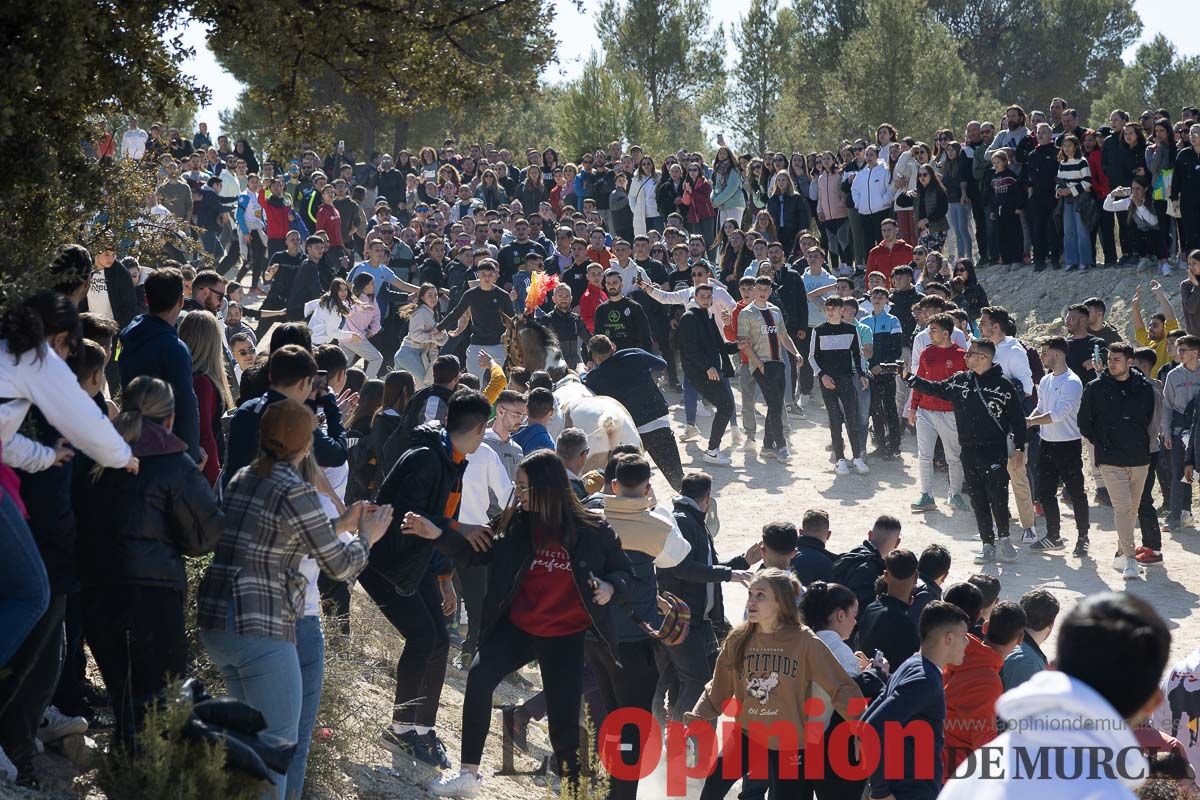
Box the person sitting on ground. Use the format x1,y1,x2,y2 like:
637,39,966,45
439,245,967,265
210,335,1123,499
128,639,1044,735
909,543,952,625
831,514,903,615
854,548,921,672
941,587,1027,777
790,508,836,585
1000,588,1061,691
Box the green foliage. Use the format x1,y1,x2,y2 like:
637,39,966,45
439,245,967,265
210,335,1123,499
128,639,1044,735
596,0,725,125
97,680,262,800
724,0,798,155
928,0,1141,118
555,55,652,160
0,0,201,287
1091,35,1200,128
818,0,998,144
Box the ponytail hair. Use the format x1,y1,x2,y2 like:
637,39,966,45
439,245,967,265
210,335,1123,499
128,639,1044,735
95,376,173,480
1,290,81,365
799,581,858,632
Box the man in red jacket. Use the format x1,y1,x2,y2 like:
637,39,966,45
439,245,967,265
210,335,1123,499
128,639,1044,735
866,218,915,284
941,589,1027,778
908,313,967,512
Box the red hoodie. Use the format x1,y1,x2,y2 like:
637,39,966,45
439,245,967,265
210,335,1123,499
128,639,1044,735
911,343,966,413
941,634,1005,778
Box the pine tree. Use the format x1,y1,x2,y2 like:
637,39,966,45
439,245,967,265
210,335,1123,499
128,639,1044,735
724,0,797,155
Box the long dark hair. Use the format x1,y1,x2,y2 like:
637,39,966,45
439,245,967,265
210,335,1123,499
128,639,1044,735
799,580,858,632
347,378,384,432
497,450,601,549
375,369,415,420
1,290,81,365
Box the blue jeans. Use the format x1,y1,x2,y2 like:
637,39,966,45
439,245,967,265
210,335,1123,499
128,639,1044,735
201,229,224,262
1168,432,1192,526
394,343,431,387
0,491,49,668
683,374,698,424
201,616,303,800
948,202,973,260
856,378,871,453
1062,202,1094,267
286,616,325,800
465,343,507,382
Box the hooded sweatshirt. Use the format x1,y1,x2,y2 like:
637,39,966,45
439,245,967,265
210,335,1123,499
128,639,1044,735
601,493,690,641
940,670,1147,799
942,634,1006,777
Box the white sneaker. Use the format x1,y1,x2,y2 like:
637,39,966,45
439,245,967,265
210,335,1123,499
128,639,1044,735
680,424,699,442
834,459,851,475
742,434,756,451
38,705,88,743
852,457,869,475
1162,262,1173,276
703,449,732,466
1122,557,1141,581
760,447,777,461
0,744,15,781
430,770,483,797
1182,510,1194,527
1020,527,1041,545
731,428,743,446
696,403,713,418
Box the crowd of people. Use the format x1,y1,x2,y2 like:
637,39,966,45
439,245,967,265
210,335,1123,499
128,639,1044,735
2,101,1200,799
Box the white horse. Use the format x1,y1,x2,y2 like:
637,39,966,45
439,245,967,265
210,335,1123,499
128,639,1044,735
508,315,641,471
550,374,642,472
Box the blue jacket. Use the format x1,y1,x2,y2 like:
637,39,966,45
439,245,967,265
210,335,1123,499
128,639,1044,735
118,314,200,461
789,535,835,585
583,348,668,427
511,422,554,455
222,389,348,489
862,653,947,798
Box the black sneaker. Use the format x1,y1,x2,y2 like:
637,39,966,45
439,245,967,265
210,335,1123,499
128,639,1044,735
1072,539,1089,558
1033,261,1047,273
425,731,452,769
1094,488,1111,508
503,707,531,753
381,727,441,767
1030,536,1064,551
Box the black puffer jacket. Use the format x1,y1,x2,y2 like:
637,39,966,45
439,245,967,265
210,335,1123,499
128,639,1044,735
75,420,223,593
368,422,466,594
1079,369,1155,467
907,364,1027,453
434,510,632,660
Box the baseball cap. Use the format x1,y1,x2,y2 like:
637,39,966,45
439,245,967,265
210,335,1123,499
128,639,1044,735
260,399,316,462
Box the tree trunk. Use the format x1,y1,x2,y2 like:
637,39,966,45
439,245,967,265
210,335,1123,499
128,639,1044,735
393,117,410,157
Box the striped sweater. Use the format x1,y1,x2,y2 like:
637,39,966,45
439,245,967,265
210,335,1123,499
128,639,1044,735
1057,157,1092,197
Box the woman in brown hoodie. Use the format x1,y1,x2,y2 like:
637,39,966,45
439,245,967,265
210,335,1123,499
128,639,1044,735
688,568,863,799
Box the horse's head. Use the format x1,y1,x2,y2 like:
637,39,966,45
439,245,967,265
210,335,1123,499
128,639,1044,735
513,315,566,379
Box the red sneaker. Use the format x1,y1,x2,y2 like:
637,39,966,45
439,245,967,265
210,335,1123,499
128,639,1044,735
1034,502,1044,517
1136,549,1163,564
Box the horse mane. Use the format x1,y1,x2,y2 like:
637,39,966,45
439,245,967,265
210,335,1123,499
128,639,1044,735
520,314,560,350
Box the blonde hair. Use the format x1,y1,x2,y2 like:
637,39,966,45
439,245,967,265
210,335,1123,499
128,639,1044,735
725,568,803,679
98,376,174,480
178,311,234,410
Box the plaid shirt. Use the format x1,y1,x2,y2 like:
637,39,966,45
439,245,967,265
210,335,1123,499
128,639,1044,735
197,461,369,641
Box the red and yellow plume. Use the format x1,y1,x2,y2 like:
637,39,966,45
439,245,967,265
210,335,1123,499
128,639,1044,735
525,271,559,316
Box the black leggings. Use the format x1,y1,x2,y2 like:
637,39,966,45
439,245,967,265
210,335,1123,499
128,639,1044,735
358,567,449,727
962,446,1010,544
641,426,683,490
699,733,814,800
869,373,900,453
462,615,586,778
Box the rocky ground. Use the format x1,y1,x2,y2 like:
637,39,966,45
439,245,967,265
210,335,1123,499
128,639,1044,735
7,259,1197,800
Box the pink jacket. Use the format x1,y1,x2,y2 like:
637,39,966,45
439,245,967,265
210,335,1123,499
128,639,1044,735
346,296,381,339
817,172,849,220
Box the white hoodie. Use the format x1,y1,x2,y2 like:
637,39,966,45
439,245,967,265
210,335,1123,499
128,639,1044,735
940,670,1146,800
